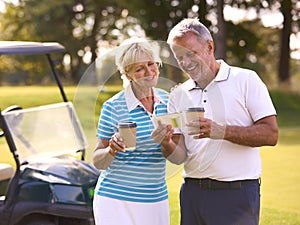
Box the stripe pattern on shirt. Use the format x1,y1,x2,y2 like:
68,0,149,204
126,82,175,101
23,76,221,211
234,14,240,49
96,88,169,203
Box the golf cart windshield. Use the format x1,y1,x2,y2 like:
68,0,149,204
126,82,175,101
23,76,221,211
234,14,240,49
2,102,88,162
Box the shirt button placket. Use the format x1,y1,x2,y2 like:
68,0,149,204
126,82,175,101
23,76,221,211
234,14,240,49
203,89,207,104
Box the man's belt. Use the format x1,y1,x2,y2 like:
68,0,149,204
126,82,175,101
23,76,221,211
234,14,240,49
184,177,259,189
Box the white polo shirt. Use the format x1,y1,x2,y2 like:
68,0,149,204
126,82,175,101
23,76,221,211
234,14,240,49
168,60,277,181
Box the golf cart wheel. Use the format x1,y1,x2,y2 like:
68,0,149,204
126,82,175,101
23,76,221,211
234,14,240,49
24,221,55,225
22,218,55,225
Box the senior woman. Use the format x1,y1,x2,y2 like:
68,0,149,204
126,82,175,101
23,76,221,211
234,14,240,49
92,37,170,225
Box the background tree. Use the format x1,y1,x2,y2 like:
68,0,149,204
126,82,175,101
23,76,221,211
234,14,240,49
0,0,139,83
278,0,292,84
0,0,299,88
226,0,300,85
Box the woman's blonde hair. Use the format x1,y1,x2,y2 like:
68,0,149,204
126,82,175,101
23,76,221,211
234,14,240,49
115,37,162,75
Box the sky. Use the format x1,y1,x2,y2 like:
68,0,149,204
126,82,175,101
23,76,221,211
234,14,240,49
224,5,283,28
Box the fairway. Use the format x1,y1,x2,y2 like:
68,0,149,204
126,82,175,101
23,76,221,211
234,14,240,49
1,86,300,225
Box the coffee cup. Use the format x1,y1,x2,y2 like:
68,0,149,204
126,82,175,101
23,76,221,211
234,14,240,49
184,107,205,133
118,122,137,150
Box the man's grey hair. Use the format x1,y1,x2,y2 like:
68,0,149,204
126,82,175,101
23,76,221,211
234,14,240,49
167,18,213,44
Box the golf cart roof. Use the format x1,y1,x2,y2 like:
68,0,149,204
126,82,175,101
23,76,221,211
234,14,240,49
0,41,68,102
0,41,65,55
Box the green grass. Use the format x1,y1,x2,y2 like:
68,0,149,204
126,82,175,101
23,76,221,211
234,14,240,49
270,90,300,127
1,86,300,225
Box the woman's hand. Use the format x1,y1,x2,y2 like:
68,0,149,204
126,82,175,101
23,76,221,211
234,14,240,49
151,120,174,145
109,132,126,156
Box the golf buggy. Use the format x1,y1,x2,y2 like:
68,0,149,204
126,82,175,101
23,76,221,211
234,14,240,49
0,41,99,225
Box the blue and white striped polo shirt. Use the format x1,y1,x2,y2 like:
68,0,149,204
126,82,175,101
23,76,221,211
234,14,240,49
95,85,169,203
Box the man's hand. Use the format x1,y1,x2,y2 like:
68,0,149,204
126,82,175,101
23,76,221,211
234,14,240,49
186,115,278,147
187,117,226,139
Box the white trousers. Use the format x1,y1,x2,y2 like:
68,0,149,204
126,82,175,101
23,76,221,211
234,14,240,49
93,195,170,225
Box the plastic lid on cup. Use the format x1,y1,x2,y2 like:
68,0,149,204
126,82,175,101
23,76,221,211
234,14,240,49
186,107,205,112
118,122,137,128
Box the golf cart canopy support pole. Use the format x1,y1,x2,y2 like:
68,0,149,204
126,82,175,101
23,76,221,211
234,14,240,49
46,54,68,102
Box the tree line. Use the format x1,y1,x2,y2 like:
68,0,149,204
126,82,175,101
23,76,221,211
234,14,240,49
0,0,299,87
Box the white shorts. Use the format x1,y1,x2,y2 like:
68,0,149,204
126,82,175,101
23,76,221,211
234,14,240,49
93,195,170,225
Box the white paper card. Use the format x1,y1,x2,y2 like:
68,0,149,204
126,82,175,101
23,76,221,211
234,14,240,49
152,113,183,129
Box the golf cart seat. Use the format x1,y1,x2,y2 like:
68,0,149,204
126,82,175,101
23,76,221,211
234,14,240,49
0,163,14,197
0,163,14,182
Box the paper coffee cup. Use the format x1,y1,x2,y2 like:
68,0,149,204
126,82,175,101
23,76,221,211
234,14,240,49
185,107,205,133
118,122,137,150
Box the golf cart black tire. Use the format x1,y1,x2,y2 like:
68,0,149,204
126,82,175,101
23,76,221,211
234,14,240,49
19,216,89,225
23,220,55,225
18,215,55,225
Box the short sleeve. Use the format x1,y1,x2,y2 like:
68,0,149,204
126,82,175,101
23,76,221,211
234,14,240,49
245,72,276,122
96,101,118,140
